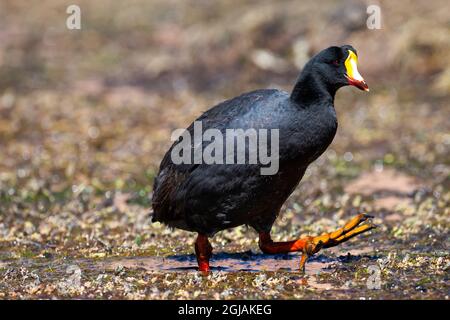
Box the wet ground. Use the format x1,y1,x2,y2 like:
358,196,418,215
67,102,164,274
0,0,449,299
0,169,448,299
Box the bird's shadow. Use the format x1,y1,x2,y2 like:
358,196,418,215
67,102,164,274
164,250,379,272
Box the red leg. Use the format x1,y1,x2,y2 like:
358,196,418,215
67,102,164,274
195,234,213,272
259,233,311,254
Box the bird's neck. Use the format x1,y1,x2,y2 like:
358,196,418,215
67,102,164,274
290,71,336,106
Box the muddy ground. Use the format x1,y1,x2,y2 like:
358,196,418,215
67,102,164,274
0,1,448,299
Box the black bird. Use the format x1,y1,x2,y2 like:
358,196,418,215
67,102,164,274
152,45,375,272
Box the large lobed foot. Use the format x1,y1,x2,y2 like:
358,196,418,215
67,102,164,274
298,213,377,271
259,213,377,272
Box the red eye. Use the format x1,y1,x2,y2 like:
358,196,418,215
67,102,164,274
332,60,339,66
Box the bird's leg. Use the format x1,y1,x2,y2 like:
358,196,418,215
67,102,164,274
195,234,213,273
259,213,376,272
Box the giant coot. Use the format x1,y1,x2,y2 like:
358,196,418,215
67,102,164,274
152,45,376,272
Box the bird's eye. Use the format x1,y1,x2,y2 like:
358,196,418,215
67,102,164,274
332,60,339,66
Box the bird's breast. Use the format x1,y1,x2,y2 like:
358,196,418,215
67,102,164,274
281,106,337,164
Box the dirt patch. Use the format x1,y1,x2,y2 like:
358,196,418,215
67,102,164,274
373,196,412,211
344,169,426,210
345,169,424,195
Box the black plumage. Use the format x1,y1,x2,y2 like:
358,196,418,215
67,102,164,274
151,45,371,271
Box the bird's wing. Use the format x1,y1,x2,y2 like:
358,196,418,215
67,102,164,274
151,89,285,223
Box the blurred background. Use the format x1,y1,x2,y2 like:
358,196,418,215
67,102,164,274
0,0,448,299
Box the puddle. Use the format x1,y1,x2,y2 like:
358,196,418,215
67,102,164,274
1,247,376,277
95,247,375,273
97,252,337,275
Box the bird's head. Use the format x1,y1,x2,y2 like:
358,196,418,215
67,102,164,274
308,45,369,93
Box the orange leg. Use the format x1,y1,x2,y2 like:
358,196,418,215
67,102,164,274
259,214,377,272
195,234,213,272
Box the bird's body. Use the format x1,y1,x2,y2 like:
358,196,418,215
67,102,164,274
151,45,375,272
152,89,337,235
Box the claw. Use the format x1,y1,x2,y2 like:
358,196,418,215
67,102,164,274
299,253,308,272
